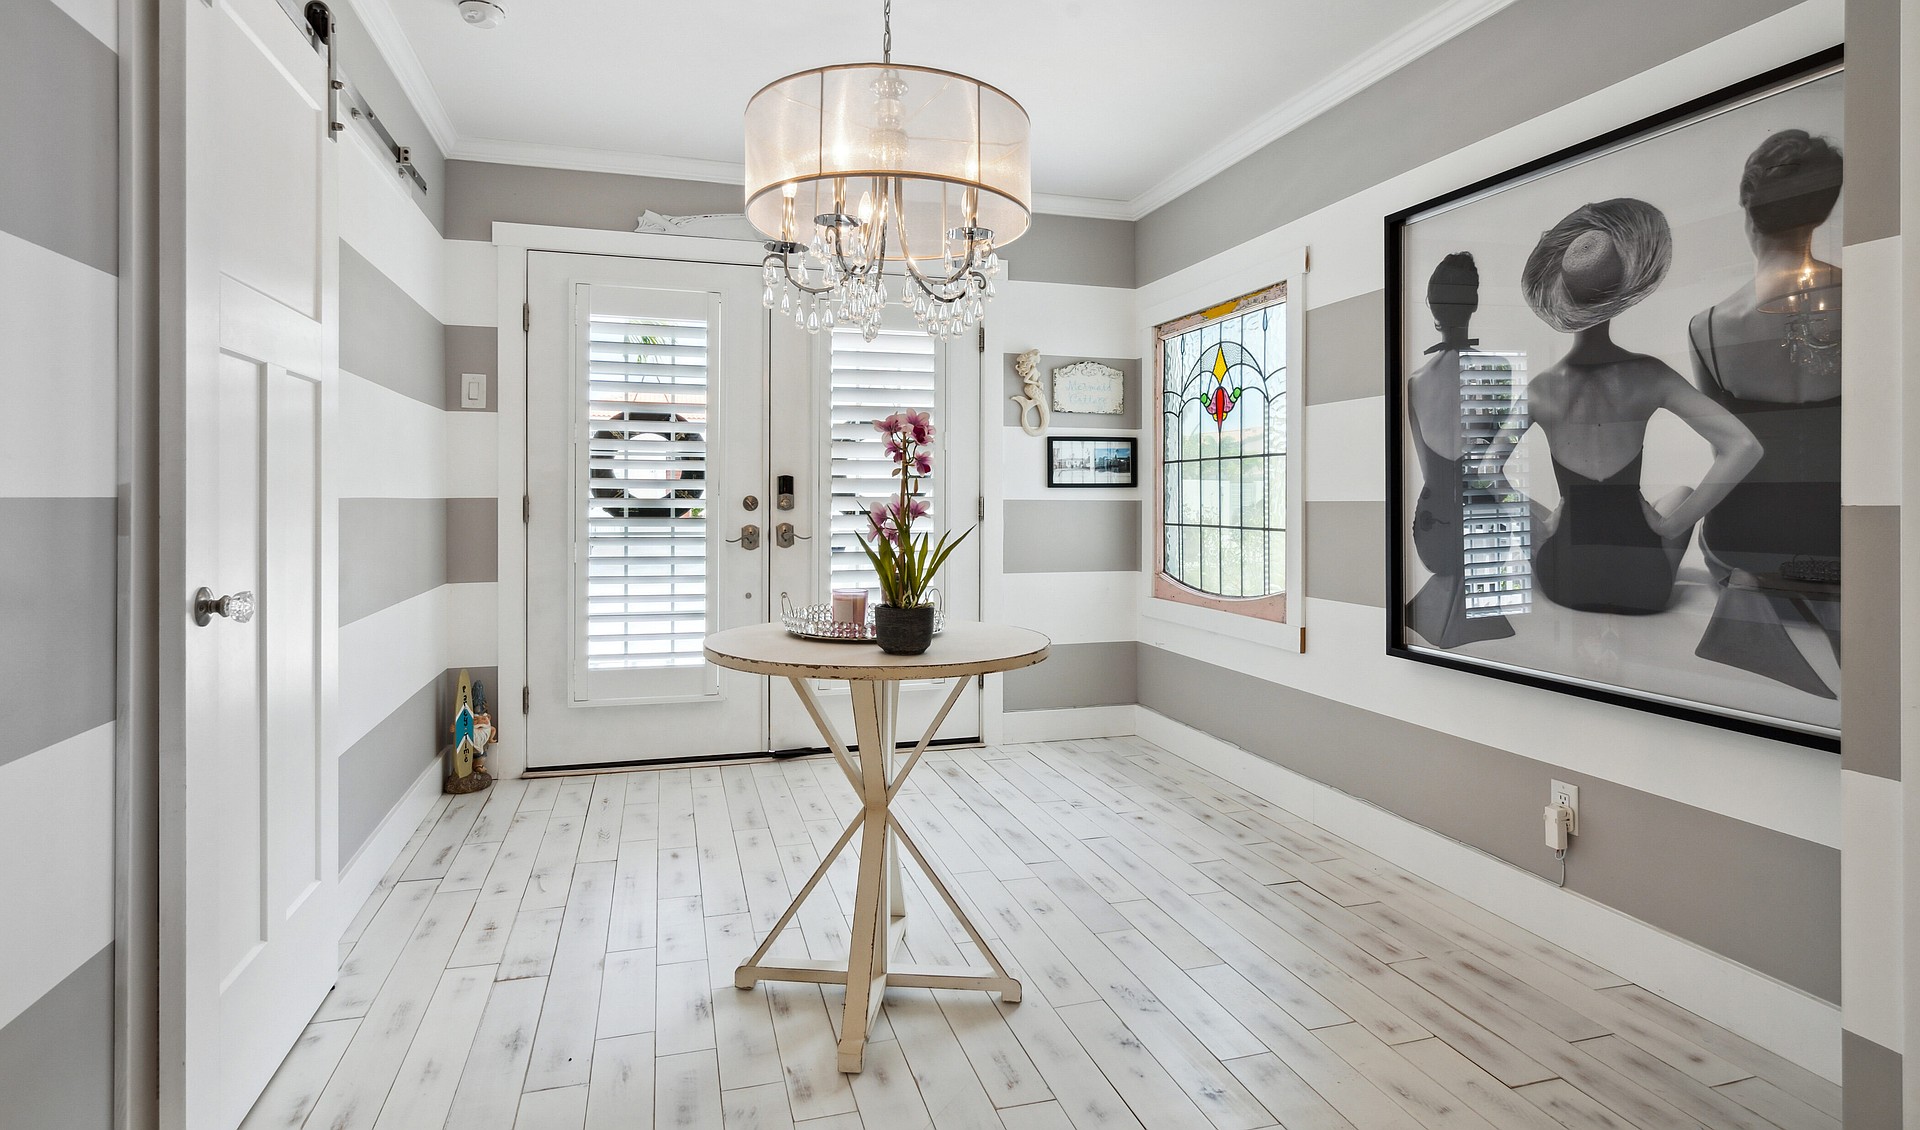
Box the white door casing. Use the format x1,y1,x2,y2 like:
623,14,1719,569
159,1,339,1127
523,250,982,765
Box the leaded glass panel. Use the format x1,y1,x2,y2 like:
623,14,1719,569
1159,291,1287,599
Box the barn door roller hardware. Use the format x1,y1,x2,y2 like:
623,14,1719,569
297,0,430,193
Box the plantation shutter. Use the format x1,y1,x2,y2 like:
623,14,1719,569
828,326,939,599
582,312,711,669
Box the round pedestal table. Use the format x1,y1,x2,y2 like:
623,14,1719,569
703,621,1050,1072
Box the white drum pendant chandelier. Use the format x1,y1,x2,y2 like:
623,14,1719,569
743,0,1030,341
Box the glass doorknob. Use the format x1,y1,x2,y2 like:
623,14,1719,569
193,587,256,626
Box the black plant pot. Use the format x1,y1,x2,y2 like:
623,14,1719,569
873,604,936,655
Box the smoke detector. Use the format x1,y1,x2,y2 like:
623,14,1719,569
457,0,504,28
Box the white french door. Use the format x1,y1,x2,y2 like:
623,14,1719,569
765,308,982,751
525,253,779,765
161,0,339,1126
524,252,979,767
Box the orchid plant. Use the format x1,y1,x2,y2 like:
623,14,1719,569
857,411,971,609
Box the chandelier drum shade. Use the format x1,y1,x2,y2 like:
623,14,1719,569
743,2,1031,341
743,65,1031,258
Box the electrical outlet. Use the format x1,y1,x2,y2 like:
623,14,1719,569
1550,780,1579,836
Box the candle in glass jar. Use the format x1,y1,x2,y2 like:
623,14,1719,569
830,589,869,624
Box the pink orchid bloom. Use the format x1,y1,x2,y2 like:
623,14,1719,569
906,498,930,520
883,438,904,462
912,452,933,475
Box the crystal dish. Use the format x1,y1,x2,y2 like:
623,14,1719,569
780,601,946,643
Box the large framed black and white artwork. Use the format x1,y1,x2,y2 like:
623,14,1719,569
1386,50,1843,751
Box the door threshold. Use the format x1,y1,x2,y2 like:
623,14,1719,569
524,736,983,777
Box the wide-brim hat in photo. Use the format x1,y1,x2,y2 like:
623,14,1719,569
1522,197,1673,333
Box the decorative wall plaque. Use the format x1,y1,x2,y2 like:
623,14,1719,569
1051,360,1125,415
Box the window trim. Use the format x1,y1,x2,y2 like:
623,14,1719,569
1151,275,1304,635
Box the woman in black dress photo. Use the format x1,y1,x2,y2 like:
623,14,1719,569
1514,198,1762,616
1404,252,1518,648
1687,130,1843,697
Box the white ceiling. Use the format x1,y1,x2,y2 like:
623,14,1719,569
357,0,1516,218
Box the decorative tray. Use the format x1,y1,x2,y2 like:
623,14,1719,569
780,600,946,643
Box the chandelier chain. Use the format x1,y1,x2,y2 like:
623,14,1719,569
882,0,891,63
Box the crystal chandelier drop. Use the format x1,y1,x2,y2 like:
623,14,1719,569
743,0,1031,341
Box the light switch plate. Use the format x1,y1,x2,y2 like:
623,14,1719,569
460,372,487,409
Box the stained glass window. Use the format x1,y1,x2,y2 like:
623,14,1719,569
1157,284,1287,607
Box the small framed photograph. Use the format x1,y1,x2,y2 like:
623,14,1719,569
1047,436,1137,488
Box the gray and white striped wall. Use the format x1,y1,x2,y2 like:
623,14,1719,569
0,0,120,1123
1131,0,1846,1080
1837,0,1906,1122
987,276,1145,740
333,126,500,905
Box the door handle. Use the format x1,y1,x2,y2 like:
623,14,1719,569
774,522,811,549
726,525,761,550
193,587,255,627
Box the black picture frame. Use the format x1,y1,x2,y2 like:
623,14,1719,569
1384,47,1844,753
1047,436,1138,488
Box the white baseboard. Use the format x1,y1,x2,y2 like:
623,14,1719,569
1000,705,1137,744
1133,706,1842,1082
333,758,443,941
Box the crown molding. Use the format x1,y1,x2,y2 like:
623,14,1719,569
446,136,749,185
339,0,459,155
343,0,1516,224
1126,0,1520,219
446,138,1138,221
1030,193,1136,221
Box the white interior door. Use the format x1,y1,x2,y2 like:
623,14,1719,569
524,252,786,766
766,310,982,751
161,0,338,1126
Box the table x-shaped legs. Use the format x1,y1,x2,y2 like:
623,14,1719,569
733,674,1021,1072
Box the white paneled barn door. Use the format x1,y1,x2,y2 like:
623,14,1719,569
160,0,340,1126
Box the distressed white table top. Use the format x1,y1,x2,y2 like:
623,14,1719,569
704,621,1050,681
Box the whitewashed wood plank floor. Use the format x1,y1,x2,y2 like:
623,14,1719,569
247,737,1840,1130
